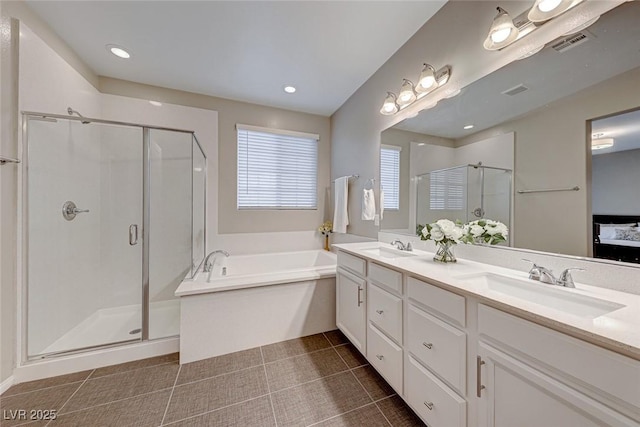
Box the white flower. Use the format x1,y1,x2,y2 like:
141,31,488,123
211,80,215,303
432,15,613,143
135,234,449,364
421,226,429,238
430,226,445,241
470,225,484,237
449,227,463,242
435,219,456,234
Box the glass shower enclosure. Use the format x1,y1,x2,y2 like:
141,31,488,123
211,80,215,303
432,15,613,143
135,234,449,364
415,164,512,241
23,112,206,359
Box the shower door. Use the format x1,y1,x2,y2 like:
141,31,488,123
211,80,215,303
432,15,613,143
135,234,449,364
26,116,144,357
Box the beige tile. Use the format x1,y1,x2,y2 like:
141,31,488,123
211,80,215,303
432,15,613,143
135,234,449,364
163,366,268,424
91,353,179,379
61,362,179,413
177,347,262,385
271,371,372,427
376,395,425,426
352,366,395,400
2,371,92,397
166,395,276,427
324,330,349,346
261,333,331,363
48,389,171,427
0,383,80,427
335,344,368,369
315,403,390,427
265,348,348,392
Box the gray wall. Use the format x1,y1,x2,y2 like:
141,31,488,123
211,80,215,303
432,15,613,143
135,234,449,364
592,148,640,215
99,78,331,234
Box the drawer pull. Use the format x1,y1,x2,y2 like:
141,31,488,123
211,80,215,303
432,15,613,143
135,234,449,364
376,309,384,315
477,356,486,397
422,342,433,349
357,286,363,307
376,354,384,360
423,401,434,411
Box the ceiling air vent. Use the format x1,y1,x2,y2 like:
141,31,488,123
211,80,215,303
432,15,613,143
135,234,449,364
502,84,529,96
551,31,592,53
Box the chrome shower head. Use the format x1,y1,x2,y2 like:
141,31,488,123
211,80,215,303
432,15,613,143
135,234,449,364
67,107,91,124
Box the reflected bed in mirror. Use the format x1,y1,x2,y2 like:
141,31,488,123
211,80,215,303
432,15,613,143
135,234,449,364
380,2,640,265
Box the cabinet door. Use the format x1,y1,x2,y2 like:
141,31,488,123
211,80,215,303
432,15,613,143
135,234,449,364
336,268,366,353
477,343,637,427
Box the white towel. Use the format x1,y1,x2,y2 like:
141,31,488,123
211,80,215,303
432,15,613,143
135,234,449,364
380,189,385,220
362,189,376,221
333,176,349,233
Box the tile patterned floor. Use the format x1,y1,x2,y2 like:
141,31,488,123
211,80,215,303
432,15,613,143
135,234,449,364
1,330,425,427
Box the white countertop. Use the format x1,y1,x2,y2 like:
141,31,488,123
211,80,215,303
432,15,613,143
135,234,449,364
333,242,640,360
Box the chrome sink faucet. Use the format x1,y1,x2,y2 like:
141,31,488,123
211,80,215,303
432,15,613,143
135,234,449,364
204,250,230,272
523,259,584,288
390,240,413,251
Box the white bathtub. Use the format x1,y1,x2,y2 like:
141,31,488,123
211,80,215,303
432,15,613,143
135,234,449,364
175,249,337,296
176,250,338,363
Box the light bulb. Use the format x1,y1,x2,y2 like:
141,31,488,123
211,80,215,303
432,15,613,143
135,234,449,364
417,64,436,92
491,27,512,43
397,79,417,106
380,92,398,115
538,0,562,12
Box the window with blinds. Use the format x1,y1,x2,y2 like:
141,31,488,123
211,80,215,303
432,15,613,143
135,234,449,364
429,168,465,210
380,145,401,211
237,124,318,209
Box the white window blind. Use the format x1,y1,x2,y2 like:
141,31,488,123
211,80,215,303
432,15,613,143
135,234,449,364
429,168,465,210
380,145,401,210
237,124,318,209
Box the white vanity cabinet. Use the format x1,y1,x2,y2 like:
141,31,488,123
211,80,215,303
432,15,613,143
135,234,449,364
336,252,367,353
334,247,640,427
477,305,640,427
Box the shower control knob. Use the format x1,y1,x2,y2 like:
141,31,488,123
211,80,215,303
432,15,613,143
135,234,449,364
62,201,90,221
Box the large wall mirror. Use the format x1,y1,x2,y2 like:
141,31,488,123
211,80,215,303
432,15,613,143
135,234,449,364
380,2,640,265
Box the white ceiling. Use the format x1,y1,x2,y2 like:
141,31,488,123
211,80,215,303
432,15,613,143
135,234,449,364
395,2,640,139
25,0,447,116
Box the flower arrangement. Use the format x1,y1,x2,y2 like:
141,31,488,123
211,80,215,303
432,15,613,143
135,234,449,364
461,219,508,245
318,221,333,251
416,218,509,263
318,221,333,236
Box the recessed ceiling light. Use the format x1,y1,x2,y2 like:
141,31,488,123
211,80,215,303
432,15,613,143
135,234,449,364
284,86,296,94
106,44,131,59
149,101,162,107
463,124,475,130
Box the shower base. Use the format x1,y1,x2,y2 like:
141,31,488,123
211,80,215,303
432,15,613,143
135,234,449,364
40,299,179,355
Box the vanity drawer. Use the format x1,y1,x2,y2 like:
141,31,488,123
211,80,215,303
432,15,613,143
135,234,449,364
368,262,402,295
407,277,466,327
337,251,366,277
407,303,466,394
478,304,640,410
368,283,402,344
367,323,403,394
405,355,466,427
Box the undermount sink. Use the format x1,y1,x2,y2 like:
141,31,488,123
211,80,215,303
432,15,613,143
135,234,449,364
361,246,417,259
455,272,625,319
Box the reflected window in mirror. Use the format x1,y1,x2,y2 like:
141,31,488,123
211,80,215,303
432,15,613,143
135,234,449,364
380,145,401,211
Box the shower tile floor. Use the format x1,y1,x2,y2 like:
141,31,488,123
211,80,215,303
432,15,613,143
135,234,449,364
1,330,425,426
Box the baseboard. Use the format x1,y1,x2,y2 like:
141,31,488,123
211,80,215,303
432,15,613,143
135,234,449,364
0,375,15,395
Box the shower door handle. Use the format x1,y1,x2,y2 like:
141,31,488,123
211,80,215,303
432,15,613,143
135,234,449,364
129,224,139,246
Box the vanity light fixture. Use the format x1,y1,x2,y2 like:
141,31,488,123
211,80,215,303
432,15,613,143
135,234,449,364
591,137,614,150
484,0,586,51
379,64,451,115
106,44,131,59
380,92,399,115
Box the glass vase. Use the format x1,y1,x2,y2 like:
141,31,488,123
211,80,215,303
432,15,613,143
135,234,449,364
434,240,456,263
324,234,330,251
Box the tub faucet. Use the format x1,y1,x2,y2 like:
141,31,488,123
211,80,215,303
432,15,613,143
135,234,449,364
203,250,230,272
390,240,412,251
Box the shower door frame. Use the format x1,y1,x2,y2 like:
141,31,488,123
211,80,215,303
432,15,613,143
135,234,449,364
20,111,206,362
